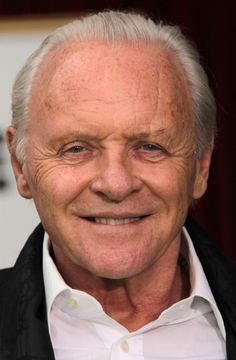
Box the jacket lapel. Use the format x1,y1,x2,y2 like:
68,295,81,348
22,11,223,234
186,216,236,360
0,224,55,359
1,219,236,358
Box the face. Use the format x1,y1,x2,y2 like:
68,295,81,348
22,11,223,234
8,42,212,279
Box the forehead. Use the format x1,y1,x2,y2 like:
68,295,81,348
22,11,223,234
29,40,192,131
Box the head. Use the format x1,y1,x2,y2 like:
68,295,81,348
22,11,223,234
7,11,215,279
10,11,216,164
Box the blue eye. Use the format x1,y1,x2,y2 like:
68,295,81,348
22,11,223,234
67,146,85,153
142,144,160,151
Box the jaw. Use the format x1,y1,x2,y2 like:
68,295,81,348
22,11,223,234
49,210,183,283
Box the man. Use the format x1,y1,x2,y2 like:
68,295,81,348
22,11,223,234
0,10,235,359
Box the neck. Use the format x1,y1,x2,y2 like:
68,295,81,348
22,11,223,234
52,239,190,332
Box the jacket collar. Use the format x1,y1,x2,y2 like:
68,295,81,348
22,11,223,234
1,218,236,359
186,216,236,360
0,223,54,359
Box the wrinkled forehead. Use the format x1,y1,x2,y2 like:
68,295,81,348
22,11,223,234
29,40,192,125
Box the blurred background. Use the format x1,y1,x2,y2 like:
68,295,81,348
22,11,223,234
0,0,235,268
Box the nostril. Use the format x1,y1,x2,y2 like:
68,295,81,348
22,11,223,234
94,191,127,203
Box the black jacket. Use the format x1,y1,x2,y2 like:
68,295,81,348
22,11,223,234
0,218,236,359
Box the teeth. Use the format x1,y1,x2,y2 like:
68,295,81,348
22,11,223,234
94,217,141,225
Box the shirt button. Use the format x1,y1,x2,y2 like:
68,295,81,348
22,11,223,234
120,340,129,353
68,297,78,309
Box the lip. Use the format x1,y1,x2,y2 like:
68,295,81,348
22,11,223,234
78,211,152,219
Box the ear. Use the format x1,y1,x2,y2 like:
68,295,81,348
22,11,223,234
192,143,214,200
6,126,32,199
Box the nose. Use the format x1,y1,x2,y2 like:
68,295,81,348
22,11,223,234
90,154,142,202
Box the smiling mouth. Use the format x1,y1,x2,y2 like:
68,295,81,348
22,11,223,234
83,216,147,225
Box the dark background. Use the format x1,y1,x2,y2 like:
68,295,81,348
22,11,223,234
0,0,235,258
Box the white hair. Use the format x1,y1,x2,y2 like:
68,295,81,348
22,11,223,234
12,10,216,163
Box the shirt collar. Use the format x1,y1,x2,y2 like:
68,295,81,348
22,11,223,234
43,226,226,338
182,227,226,339
43,235,68,325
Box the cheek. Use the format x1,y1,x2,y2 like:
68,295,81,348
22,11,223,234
26,164,89,211
143,161,195,204
150,162,193,190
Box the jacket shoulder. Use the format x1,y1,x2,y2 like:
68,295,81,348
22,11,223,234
0,268,13,288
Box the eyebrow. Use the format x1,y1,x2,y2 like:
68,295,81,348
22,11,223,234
123,127,167,140
49,127,168,147
49,131,102,146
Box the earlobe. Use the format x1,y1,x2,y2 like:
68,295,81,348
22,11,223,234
15,172,32,199
192,143,213,200
193,171,208,199
6,126,32,199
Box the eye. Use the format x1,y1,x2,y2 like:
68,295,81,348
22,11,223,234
135,142,168,162
61,143,90,160
60,143,95,164
66,145,85,153
142,143,161,152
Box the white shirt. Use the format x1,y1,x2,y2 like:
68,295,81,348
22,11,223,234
43,228,226,359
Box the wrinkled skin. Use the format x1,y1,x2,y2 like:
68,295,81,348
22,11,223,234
8,42,212,329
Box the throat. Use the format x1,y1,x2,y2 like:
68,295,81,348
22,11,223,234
101,263,190,331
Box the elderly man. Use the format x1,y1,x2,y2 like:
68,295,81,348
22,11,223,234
0,10,235,360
